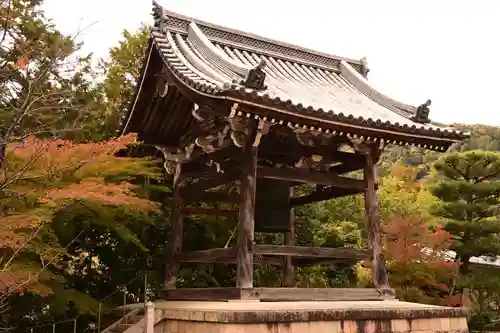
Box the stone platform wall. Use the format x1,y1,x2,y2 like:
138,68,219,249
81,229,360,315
150,300,469,333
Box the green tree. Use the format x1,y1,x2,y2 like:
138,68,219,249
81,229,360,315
97,25,149,138
430,150,500,275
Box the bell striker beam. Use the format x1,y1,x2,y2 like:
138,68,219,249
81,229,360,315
236,133,258,288
165,163,184,289
361,142,391,293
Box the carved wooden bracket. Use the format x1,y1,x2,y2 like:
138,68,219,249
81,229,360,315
295,154,334,172
348,139,384,165
194,125,230,153
191,103,214,122
288,124,332,147
228,116,252,148
156,76,169,97
206,159,224,174
252,119,271,147
155,144,195,174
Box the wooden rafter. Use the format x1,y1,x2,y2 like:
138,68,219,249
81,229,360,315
257,166,365,190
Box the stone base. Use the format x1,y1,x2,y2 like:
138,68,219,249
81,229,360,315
152,300,469,333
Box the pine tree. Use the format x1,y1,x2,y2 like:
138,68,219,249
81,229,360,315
430,150,500,274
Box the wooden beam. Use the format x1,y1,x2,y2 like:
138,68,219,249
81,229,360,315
181,207,238,217
290,187,363,206
259,142,365,164
184,190,238,205
164,163,183,289
163,287,395,301
329,161,364,174
181,171,238,202
284,186,296,287
179,248,283,266
237,138,257,288
363,144,391,293
257,166,365,190
254,245,369,260
179,248,235,263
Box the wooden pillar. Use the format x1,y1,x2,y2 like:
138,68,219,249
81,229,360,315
236,139,257,288
144,301,155,333
164,163,184,289
284,185,296,287
363,146,391,292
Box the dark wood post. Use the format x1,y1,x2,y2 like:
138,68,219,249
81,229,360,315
165,163,184,289
236,139,257,288
363,146,391,293
284,185,296,287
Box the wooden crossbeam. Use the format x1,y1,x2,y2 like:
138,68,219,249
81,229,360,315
329,161,365,174
181,207,238,217
179,248,236,263
257,166,365,190
254,245,369,260
259,143,365,163
290,187,363,206
181,172,238,201
178,247,367,267
184,190,238,204
178,248,283,266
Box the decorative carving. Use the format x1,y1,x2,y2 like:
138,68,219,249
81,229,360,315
295,154,331,172
156,76,169,97
241,59,267,90
348,139,384,165
194,125,230,153
349,138,370,155
412,99,431,124
228,116,252,148
252,119,271,147
360,57,370,79
191,104,203,121
152,1,168,33
191,104,214,122
154,144,196,174
289,125,332,147
163,160,177,175
155,146,179,175
206,160,223,174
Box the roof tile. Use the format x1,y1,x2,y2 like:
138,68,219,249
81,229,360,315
147,3,467,145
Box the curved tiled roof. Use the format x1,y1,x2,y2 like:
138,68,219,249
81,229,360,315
140,2,467,146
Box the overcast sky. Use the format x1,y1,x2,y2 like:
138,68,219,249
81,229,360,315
43,0,500,126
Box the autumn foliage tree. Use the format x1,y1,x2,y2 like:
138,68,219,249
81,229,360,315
382,216,457,305
0,132,161,299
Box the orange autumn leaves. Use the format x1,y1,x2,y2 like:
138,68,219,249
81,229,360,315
383,216,458,305
0,133,159,249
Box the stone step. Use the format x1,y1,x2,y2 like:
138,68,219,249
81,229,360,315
109,323,133,333
125,314,143,324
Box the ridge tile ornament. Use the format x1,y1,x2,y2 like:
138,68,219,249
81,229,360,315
240,59,267,90
413,99,432,124
360,56,370,79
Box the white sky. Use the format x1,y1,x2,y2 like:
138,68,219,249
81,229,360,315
43,0,500,126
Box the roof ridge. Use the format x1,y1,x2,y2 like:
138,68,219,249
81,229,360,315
152,1,363,71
